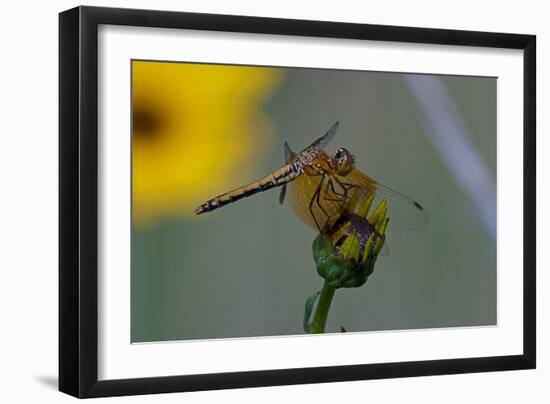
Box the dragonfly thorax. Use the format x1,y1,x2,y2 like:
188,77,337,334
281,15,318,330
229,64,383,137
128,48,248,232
298,148,332,175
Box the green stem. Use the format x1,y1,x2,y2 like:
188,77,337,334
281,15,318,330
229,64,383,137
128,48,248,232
310,282,336,334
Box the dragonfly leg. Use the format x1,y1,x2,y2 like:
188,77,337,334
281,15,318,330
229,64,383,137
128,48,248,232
327,177,346,200
316,181,331,221
334,178,359,192
309,183,323,231
333,177,359,203
335,178,359,191
309,176,331,231
320,178,348,213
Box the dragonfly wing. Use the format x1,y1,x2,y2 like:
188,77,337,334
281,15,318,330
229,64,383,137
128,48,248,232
284,141,296,162
375,182,428,229
302,121,339,152
286,165,427,231
278,185,287,205
342,169,428,230
287,173,345,231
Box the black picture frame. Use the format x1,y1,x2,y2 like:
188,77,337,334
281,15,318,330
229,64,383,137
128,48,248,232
59,5,536,398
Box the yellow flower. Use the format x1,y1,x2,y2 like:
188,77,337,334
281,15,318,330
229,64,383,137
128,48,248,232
132,61,282,225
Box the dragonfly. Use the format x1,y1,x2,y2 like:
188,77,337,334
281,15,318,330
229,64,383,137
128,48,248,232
195,122,428,233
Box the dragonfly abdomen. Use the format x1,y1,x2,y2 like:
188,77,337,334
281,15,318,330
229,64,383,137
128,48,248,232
195,164,299,215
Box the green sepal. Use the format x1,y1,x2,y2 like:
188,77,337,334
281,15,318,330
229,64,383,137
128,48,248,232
342,272,367,288
324,255,346,282
362,257,377,278
303,291,321,333
312,233,333,267
319,255,359,288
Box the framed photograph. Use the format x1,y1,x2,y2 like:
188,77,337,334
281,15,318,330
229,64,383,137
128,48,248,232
59,6,536,398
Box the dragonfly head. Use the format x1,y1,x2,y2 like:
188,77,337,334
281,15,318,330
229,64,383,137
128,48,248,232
334,147,355,176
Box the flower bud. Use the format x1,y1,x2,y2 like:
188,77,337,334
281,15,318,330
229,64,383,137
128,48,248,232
311,194,389,289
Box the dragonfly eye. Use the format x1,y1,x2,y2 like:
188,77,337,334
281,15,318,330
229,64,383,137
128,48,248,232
335,148,354,176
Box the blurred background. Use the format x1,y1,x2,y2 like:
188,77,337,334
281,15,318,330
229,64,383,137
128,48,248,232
131,60,496,342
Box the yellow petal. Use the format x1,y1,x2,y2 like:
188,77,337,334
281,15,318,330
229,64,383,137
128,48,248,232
339,231,360,262
331,222,352,247
376,217,389,237
362,236,374,263
368,199,388,225
374,235,386,256
355,193,375,219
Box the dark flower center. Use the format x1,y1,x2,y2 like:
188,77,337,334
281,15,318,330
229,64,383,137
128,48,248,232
330,213,380,257
132,106,163,140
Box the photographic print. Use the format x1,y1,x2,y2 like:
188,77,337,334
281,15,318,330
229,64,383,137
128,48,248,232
131,60,497,343
60,7,535,397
